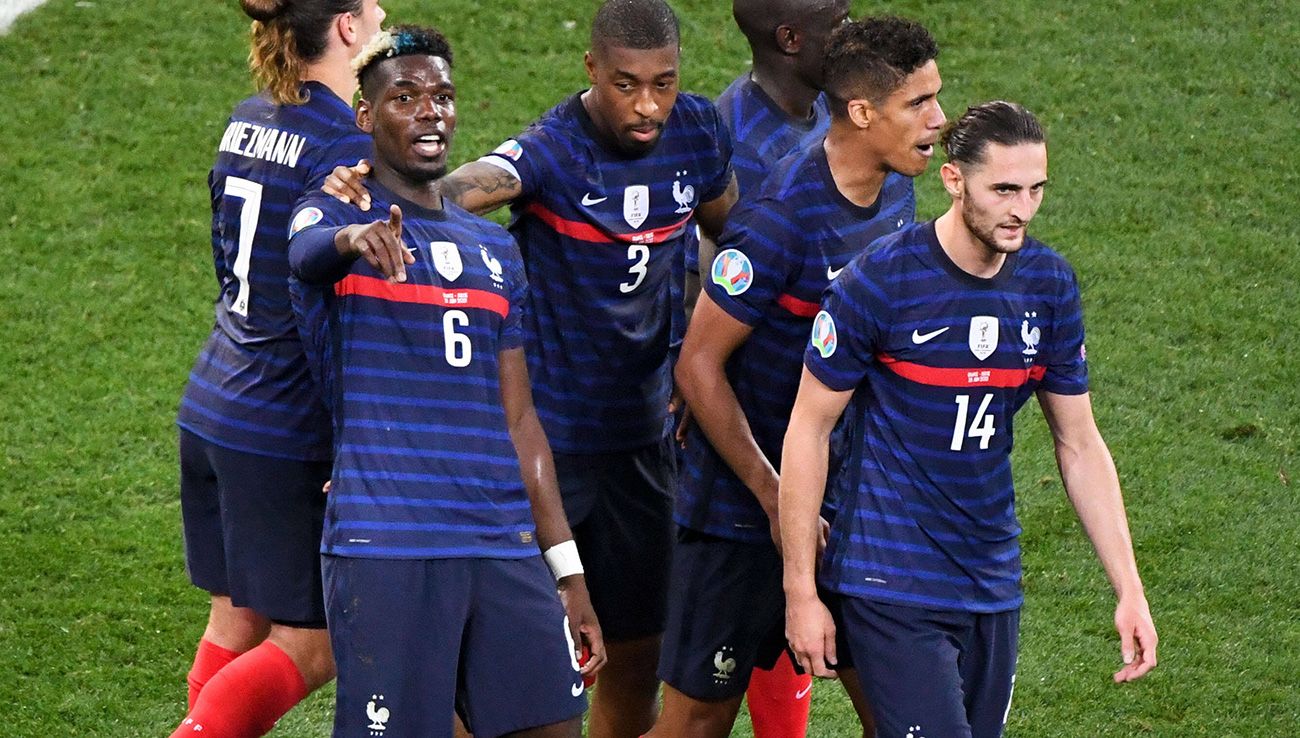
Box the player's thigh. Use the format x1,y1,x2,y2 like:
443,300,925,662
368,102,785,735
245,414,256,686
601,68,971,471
458,556,587,738
960,609,1020,738
658,528,785,702
179,429,229,595
838,597,973,738
563,438,675,641
324,556,470,738
208,443,331,624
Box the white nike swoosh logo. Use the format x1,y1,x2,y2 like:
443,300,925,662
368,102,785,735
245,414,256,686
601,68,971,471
826,265,844,280
571,682,585,697
795,684,813,700
912,327,950,344
581,193,607,206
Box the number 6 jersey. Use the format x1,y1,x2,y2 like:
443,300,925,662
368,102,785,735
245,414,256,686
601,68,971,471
805,221,1089,613
289,183,538,560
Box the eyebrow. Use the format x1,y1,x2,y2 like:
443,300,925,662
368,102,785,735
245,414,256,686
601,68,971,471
614,68,678,80
992,178,1049,190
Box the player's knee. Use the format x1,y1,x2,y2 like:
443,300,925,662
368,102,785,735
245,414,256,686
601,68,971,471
204,596,271,649
268,625,335,689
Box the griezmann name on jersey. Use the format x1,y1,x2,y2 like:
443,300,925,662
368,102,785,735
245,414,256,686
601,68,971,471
480,93,733,454
806,221,1088,612
678,139,915,543
178,82,371,461
289,183,537,560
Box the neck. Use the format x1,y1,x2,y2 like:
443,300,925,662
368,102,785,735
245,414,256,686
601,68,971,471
748,58,819,121
934,208,1006,278
371,163,445,211
302,49,358,103
579,89,621,152
823,123,887,208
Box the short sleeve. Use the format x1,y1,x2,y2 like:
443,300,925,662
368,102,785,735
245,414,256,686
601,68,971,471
703,197,799,327
1039,266,1089,395
803,259,885,392
477,126,547,201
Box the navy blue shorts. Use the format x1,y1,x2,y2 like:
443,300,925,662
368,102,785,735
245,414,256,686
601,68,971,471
324,555,586,738
658,528,788,700
555,436,675,641
836,597,1019,738
179,428,330,626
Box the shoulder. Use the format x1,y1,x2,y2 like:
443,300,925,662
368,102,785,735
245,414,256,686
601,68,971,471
291,193,364,235
714,75,749,119
1016,236,1078,283
671,92,726,129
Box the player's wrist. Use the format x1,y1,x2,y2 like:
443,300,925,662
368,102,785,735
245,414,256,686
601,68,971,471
543,539,584,580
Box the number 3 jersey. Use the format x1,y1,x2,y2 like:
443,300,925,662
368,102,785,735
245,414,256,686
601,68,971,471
288,184,538,560
178,82,371,461
805,221,1089,612
479,93,733,453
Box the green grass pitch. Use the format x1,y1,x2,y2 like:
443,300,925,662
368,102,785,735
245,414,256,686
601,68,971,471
0,1,1296,735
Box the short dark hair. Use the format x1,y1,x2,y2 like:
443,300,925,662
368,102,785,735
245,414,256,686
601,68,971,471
590,0,680,53
941,100,1046,166
823,16,938,112
354,24,454,95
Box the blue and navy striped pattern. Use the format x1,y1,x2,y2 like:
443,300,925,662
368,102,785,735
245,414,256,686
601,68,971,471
806,221,1089,611
480,93,733,453
686,74,830,274
178,83,371,461
677,140,915,543
290,186,537,560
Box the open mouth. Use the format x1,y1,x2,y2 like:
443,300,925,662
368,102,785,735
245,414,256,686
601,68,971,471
413,132,446,158
916,142,935,157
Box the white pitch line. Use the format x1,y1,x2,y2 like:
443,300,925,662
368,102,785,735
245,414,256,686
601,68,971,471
1,0,54,34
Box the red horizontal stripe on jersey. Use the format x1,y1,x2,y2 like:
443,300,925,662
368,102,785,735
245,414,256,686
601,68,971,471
526,202,692,245
878,353,1047,388
336,274,509,318
776,293,820,318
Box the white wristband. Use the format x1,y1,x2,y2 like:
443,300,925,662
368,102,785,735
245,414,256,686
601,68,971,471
543,540,584,580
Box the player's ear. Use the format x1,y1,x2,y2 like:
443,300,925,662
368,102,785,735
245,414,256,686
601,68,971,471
583,50,598,85
356,97,374,133
940,161,964,199
337,10,359,46
846,98,874,130
775,24,801,54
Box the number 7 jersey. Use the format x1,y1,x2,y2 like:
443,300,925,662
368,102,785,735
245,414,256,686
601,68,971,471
805,221,1089,613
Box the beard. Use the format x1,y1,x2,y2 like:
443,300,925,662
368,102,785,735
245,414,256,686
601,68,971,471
961,187,1026,255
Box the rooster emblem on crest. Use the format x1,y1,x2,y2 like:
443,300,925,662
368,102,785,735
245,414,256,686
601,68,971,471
672,170,694,214
367,695,390,732
480,244,504,284
1021,311,1040,356
713,648,736,681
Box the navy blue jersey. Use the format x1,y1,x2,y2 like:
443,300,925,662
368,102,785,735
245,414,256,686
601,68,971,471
479,92,733,453
289,183,536,560
178,83,371,461
806,221,1089,612
685,74,830,274
678,140,915,543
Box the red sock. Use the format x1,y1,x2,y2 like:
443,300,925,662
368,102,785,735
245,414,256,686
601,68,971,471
747,651,812,738
170,641,308,738
187,639,243,710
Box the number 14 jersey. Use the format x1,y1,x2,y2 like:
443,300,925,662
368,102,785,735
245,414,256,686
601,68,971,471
805,221,1089,613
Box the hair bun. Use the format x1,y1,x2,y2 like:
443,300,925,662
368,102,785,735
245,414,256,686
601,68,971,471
240,0,290,23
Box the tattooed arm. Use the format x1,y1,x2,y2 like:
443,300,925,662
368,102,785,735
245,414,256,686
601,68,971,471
439,161,524,216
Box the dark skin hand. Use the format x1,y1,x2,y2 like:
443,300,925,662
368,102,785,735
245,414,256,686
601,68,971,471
500,347,606,677
332,203,415,282
324,159,523,216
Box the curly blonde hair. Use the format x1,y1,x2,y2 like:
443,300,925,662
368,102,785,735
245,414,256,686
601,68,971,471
240,0,363,105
